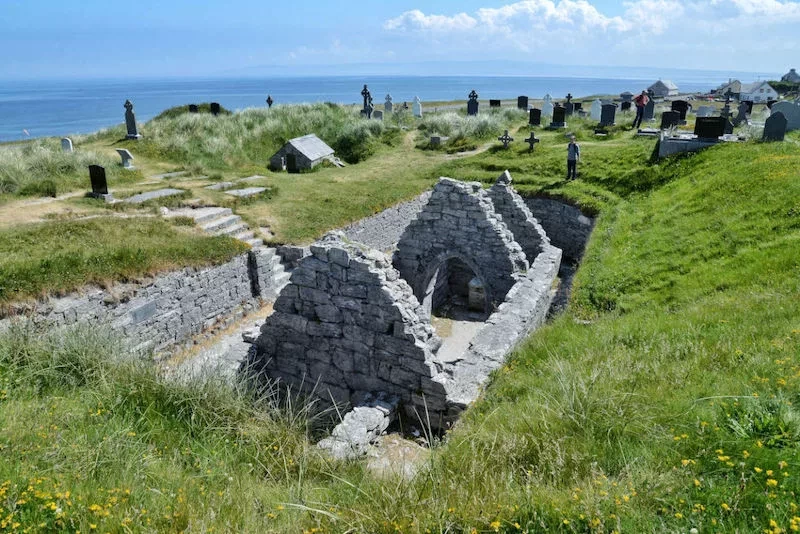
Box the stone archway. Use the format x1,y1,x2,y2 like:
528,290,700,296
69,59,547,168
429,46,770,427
420,253,490,321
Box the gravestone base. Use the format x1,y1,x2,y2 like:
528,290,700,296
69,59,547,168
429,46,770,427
86,192,116,203
126,134,142,140
546,122,566,130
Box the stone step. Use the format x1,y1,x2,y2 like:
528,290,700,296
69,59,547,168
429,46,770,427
244,238,264,248
215,222,249,237
191,207,232,224
201,214,241,232
273,270,291,288
233,229,256,241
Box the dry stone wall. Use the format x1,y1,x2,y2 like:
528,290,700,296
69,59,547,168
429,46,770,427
488,170,550,261
523,197,595,260
0,248,286,353
248,233,448,415
393,178,529,310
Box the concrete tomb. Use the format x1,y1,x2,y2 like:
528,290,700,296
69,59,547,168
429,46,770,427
771,101,800,131
248,173,561,428
694,116,726,140
412,96,423,118
763,111,788,142
590,99,602,121
61,138,73,153
529,108,541,126
599,104,616,127
115,148,135,169
517,96,529,110
467,90,479,116
124,100,142,140
542,94,554,118
210,102,221,116
497,130,514,149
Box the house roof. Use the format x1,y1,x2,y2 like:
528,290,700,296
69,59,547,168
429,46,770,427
717,80,742,93
741,81,776,93
649,79,678,91
286,134,334,161
782,68,800,82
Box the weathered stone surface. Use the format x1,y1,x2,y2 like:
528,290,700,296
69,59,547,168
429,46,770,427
488,171,550,261
124,188,184,204
225,187,267,198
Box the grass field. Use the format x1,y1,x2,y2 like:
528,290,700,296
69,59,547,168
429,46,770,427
0,102,799,532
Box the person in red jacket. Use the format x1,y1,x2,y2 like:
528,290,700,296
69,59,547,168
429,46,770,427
633,90,650,129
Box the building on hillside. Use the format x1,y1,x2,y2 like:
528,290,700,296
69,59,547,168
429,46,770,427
781,68,800,83
648,79,679,98
620,91,634,102
269,134,336,173
740,81,779,103
715,79,742,99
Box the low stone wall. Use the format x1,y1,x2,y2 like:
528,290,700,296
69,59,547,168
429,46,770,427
524,197,595,261
0,247,286,353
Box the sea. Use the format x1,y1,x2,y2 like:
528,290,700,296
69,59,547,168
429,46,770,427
0,74,765,142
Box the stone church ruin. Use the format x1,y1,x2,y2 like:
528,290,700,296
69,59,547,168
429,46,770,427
246,172,562,429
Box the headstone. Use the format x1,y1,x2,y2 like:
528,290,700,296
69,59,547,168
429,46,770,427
467,90,479,116
115,148,135,169
621,101,632,112
771,101,800,131
88,165,108,196
529,108,541,126
741,100,753,114
720,97,732,119
671,100,690,122
61,138,73,153
517,96,529,110
549,106,566,128
210,102,221,116
497,130,514,149
732,102,749,126
564,93,574,116
762,112,787,141
643,98,655,121
590,99,602,121
188,104,199,113
599,104,616,127
695,106,714,117
266,95,274,108
385,94,393,113
573,102,583,112
524,132,540,152
767,99,778,110
694,117,726,139
724,118,734,135
489,99,501,108
124,100,141,140
542,94,554,118
373,110,383,120
660,111,680,129
361,85,373,118
413,96,423,118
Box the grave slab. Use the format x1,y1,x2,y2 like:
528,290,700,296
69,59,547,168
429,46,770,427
225,187,267,198
124,188,185,204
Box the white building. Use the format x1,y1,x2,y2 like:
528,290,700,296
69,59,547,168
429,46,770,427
740,81,779,103
648,80,679,98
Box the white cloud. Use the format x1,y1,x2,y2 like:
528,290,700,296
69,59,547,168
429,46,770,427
383,9,477,32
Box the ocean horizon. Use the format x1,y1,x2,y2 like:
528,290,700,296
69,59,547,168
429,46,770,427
0,73,759,142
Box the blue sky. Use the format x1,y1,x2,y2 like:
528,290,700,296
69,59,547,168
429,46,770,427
2,0,798,79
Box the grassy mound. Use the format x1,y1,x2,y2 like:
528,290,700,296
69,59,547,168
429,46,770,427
0,217,247,306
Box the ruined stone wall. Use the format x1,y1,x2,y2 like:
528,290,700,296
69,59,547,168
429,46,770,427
393,178,529,309
249,234,448,413
523,197,595,261
0,247,286,353
488,171,550,261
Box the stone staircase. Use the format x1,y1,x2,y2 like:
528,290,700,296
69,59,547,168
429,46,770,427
171,207,264,248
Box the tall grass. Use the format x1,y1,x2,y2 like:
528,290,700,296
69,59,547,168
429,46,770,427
417,108,527,141
0,139,137,197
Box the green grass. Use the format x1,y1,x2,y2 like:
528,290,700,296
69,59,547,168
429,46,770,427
0,217,247,305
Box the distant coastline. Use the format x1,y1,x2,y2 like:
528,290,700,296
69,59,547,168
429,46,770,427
0,73,771,142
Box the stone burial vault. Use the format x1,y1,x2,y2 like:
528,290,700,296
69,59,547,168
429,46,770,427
244,172,562,431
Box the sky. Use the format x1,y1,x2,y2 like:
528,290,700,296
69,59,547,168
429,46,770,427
1,0,798,80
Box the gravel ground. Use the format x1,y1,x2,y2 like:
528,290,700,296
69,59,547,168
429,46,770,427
342,191,431,253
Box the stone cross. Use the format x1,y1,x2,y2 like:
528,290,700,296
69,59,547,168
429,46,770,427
565,93,573,103
497,130,514,149
542,94,554,118
361,85,373,118
385,94,393,113
124,100,141,140
210,102,221,116
524,132,540,152
412,96,422,118
361,85,371,109
469,90,479,101
467,90,479,116
266,95,274,108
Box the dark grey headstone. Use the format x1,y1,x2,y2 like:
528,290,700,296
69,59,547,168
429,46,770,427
529,108,541,126
733,102,749,126
189,104,199,113
644,99,655,120
489,99,501,108
671,100,690,121
694,116,726,139
724,118,734,135
741,100,753,114
660,111,680,129
124,100,141,140
517,96,528,110
550,106,566,128
573,102,583,112
565,102,574,116
210,102,221,116
467,100,479,116
762,111,787,142
599,104,616,126
621,101,632,112
89,165,108,196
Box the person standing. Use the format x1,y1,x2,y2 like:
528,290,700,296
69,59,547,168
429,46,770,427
633,90,649,129
567,136,580,181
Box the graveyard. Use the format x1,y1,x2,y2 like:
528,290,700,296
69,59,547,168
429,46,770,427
0,91,799,532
